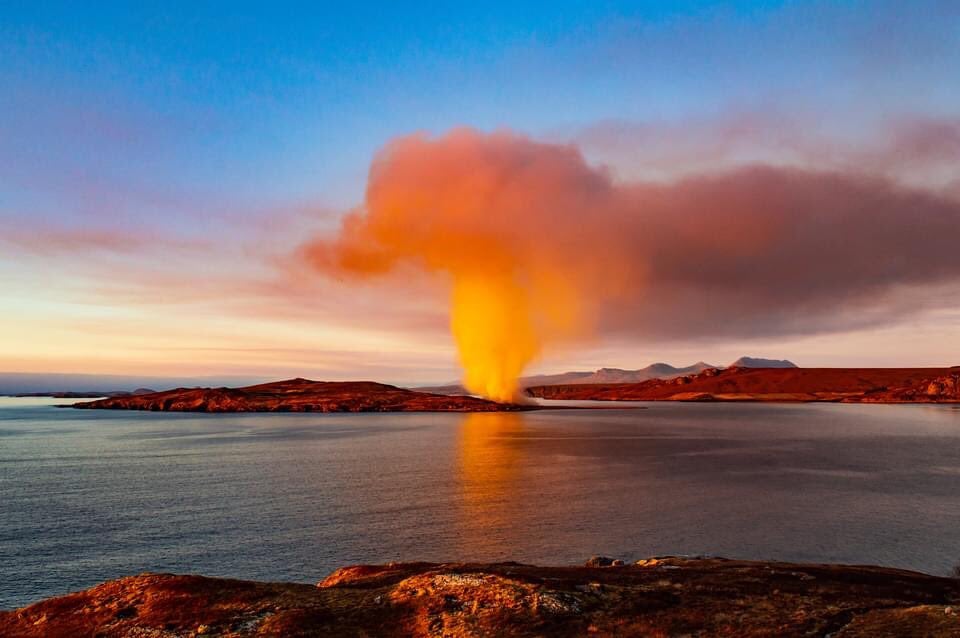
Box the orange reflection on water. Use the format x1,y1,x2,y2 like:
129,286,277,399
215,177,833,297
456,412,528,552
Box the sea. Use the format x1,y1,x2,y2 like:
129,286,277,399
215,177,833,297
2,397,959,609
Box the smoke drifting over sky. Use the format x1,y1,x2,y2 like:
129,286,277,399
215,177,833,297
304,129,960,397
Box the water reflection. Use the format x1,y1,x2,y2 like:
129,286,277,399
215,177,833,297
456,412,527,557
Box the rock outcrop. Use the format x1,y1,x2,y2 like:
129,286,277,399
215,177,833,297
857,371,960,403
72,378,527,413
2,557,958,636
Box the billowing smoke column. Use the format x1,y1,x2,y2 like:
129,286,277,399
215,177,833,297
304,128,960,402
304,130,612,401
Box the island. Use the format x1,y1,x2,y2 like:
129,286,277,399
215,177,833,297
71,378,528,413
12,389,156,399
2,557,958,636
527,366,960,403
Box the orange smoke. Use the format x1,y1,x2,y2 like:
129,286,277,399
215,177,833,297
303,128,960,401
303,129,620,401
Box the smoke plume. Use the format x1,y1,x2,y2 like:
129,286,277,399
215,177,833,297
303,128,960,401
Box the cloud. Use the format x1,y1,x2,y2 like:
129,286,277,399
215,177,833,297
572,112,960,192
0,227,208,255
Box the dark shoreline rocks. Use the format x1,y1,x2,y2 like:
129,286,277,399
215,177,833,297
3,557,959,636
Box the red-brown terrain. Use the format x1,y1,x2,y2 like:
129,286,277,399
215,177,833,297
3,557,958,637
72,378,527,412
527,366,960,403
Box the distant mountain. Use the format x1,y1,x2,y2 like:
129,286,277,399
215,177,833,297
513,371,595,386
417,361,719,394
12,388,158,399
728,357,798,369
0,372,265,395
564,362,716,384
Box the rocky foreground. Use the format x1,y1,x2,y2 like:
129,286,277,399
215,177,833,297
528,366,960,403
3,557,959,637
72,379,526,413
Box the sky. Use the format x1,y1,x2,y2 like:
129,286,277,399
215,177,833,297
1,1,959,388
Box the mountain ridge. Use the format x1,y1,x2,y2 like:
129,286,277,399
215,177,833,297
729,356,797,368
418,356,795,394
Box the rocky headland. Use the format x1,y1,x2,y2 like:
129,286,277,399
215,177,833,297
72,378,527,413
527,366,960,403
2,557,958,636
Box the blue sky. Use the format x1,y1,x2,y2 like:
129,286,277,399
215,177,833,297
5,1,957,213
10,0,955,214
1,1,959,384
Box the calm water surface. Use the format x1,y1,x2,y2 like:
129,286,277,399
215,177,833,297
2,397,960,608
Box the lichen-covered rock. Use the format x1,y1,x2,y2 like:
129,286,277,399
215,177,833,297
7,558,957,637
926,374,960,399
584,556,616,567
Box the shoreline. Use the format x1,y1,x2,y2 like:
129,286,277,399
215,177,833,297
51,367,960,412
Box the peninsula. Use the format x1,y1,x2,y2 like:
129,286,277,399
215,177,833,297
527,366,960,403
